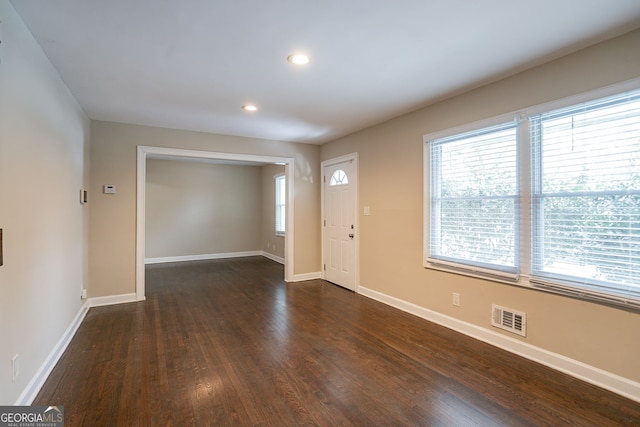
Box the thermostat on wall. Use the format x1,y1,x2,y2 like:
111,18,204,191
103,184,116,194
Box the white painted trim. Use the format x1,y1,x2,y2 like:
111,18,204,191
146,251,286,266
145,251,263,265
136,146,295,300
422,112,516,144
321,152,359,291
261,251,285,265
524,77,640,117
274,173,286,236
285,161,294,281
88,293,138,307
358,286,640,403
136,146,147,302
290,271,322,282
422,80,640,307
15,302,90,405
421,78,640,144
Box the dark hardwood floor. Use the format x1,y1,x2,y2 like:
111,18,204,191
35,257,639,426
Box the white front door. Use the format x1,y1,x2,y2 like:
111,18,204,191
323,157,357,291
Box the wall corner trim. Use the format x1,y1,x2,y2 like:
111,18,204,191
358,286,640,403
15,302,90,405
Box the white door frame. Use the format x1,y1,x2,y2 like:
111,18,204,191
321,152,359,292
136,145,295,301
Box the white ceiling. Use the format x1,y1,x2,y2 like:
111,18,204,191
10,0,640,144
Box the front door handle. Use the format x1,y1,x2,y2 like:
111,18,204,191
349,233,354,239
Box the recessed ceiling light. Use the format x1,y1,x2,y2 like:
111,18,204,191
242,104,258,111
287,54,310,65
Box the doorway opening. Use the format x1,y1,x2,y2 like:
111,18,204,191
136,146,295,300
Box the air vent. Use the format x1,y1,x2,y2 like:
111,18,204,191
491,304,526,337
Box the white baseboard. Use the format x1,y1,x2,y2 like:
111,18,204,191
261,251,285,265
145,251,262,264
145,252,321,283
88,293,138,307
16,293,137,404
13,261,318,407
358,286,640,403
15,302,90,405
290,271,322,282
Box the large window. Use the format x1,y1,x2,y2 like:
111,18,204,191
425,87,640,309
275,174,286,236
428,122,519,276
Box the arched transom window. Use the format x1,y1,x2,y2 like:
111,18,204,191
329,169,349,186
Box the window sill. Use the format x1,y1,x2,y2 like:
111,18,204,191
424,259,640,313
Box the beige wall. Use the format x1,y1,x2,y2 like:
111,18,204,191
0,0,90,404
320,29,640,383
261,164,286,259
145,160,263,259
89,121,320,297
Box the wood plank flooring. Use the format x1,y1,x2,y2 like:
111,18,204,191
35,257,639,426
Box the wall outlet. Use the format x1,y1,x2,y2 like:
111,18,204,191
453,293,460,307
11,354,19,381
81,288,87,299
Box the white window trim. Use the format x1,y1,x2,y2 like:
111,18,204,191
275,173,286,237
423,112,520,284
423,78,640,310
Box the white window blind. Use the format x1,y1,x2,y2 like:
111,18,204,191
530,91,640,306
275,174,286,235
428,121,519,275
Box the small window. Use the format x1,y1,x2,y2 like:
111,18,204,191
330,169,349,186
275,174,286,236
